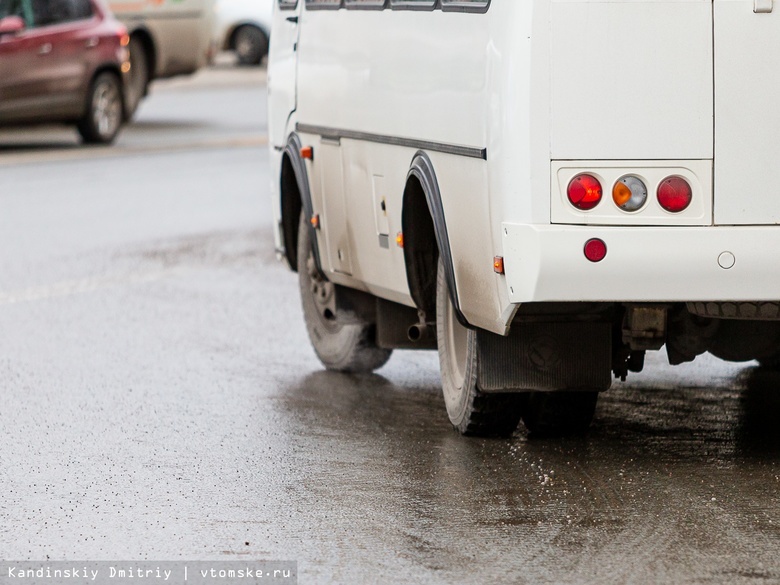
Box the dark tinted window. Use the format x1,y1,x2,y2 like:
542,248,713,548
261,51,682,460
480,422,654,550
0,0,25,19
31,0,92,26
344,0,386,8
306,0,341,9
388,0,435,10
441,0,489,11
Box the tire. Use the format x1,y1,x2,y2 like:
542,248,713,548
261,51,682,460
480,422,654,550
233,25,268,66
124,36,149,120
77,72,123,144
436,258,524,437
520,391,599,437
297,212,392,373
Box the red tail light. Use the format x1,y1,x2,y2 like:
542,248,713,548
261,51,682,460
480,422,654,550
657,176,692,212
567,174,602,210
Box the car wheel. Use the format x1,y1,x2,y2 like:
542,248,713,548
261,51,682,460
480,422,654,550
520,391,599,437
436,257,524,437
297,212,392,373
233,25,268,66
124,36,149,120
77,72,123,145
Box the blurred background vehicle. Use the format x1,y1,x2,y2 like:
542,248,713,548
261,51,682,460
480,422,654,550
108,0,216,118
0,0,129,144
213,0,270,66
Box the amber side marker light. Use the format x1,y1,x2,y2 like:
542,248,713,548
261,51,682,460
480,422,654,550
396,232,404,248
300,146,313,160
584,238,607,263
567,174,602,210
310,214,320,229
493,256,505,274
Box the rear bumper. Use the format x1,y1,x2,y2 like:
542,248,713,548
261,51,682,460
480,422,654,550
501,224,780,303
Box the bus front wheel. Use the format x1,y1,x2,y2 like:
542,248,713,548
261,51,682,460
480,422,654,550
297,212,392,373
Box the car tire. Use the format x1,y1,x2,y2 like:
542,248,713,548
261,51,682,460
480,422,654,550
297,212,392,373
233,25,268,66
77,72,123,145
520,391,599,437
436,257,524,437
124,36,149,120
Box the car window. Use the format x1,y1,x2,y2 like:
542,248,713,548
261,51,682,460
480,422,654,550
0,0,26,19
30,0,92,26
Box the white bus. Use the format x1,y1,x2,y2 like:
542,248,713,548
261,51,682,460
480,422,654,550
109,0,215,117
268,0,780,437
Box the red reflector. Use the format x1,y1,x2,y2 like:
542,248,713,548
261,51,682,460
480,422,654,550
657,176,692,212
567,174,603,211
584,238,607,263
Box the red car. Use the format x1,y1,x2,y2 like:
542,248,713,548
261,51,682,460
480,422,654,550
0,0,130,144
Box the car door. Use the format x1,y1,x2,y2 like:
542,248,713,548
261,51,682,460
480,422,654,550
0,0,41,120
0,0,89,120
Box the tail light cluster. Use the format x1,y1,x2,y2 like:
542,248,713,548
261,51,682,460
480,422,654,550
567,173,692,213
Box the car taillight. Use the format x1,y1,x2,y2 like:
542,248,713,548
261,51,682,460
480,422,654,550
567,174,602,210
657,176,692,212
612,175,647,212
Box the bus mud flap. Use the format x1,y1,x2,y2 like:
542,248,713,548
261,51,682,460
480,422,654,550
476,322,612,393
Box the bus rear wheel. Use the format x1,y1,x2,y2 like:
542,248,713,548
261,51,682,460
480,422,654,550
297,212,392,373
436,258,524,436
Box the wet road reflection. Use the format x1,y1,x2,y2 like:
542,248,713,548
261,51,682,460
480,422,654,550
277,362,780,583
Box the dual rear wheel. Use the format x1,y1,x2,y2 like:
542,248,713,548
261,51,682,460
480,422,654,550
436,258,599,437
297,210,601,436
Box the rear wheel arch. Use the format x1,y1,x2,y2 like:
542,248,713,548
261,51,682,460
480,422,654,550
402,151,468,326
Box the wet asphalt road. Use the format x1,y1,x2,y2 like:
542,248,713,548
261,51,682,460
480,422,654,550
1,65,779,584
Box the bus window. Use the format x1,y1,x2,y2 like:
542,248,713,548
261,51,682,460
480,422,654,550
344,0,386,9
305,0,341,9
441,0,489,12
389,0,435,10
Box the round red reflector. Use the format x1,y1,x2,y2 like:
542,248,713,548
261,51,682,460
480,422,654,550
567,174,603,210
584,238,607,263
657,176,692,212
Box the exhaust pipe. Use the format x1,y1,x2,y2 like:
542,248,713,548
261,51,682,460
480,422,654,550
407,322,434,343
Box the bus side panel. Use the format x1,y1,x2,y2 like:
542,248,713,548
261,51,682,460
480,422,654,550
296,9,507,332
296,11,489,149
